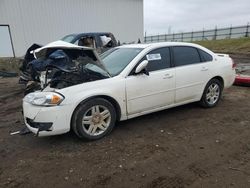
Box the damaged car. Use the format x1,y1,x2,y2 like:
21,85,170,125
19,32,118,94
19,41,110,94
61,32,118,53
23,42,236,140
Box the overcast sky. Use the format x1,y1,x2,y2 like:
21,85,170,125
144,0,250,35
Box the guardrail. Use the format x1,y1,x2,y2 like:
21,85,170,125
144,24,250,43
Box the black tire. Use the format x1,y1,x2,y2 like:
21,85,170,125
200,79,223,108
71,98,116,140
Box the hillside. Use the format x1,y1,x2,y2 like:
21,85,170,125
195,37,250,54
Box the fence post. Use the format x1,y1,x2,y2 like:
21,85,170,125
151,35,153,42
164,34,167,41
229,25,232,39
181,33,184,41
245,23,249,37
213,26,217,40
158,34,160,42
173,33,175,41
191,31,193,41
202,28,205,40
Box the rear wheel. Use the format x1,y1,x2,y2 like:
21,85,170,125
200,79,223,108
72,98,116,140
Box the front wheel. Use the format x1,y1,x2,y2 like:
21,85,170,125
200,79,223,108
72,98,116,140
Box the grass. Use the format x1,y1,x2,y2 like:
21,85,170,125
0,58,22,73
194,37,250,54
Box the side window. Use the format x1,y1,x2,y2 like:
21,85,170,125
173,46,201,67
75,37,96,48
142,47,171,72
199,49,213,62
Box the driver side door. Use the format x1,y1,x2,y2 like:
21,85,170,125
125,47,175,116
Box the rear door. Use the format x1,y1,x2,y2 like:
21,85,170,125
173,46,213,103
126,47,175,115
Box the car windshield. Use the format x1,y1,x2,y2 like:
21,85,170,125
61,35,76,43
99,48,143,76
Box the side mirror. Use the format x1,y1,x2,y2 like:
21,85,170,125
135,60,149,75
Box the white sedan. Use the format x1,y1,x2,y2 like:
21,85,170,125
23,42,236,140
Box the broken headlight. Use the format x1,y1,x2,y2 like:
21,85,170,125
23,92,64,106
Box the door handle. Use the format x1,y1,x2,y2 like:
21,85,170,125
201,67,208,71
163,73,173,79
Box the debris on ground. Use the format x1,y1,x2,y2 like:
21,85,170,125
0,71,18,78
10,127,31,136
234,63,250,86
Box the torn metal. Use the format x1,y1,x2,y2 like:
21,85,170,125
10,127,31,136
19,41,111,94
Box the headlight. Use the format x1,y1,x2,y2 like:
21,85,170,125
23,92,64,106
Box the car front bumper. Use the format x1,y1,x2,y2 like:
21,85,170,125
23,101,72,136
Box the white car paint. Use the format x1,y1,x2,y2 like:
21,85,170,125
126,66,175,115
23,42,236,136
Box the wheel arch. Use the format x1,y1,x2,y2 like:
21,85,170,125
200,76,225,101
211,76,224,89
70,95,122,129
199,76,224,108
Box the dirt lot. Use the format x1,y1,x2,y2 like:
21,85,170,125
0,70,250,187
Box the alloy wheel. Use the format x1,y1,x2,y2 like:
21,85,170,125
206,83,220,105
82,105,111,136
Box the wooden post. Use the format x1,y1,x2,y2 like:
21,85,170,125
191,31,193,41
181,32,184,41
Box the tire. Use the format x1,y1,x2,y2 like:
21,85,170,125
71,98,116,140
200,79,223,108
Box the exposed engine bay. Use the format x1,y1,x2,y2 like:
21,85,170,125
19,41,110,94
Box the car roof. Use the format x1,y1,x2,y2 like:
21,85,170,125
119,42,214,54
73,32,112,37
120,42,203,49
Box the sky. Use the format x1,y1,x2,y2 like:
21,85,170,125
144,0,250,35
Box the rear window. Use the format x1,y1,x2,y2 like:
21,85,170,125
61,35,76,43
199,49,213,62
173,46,201,67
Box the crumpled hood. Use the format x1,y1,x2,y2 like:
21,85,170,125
33,40,111,76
